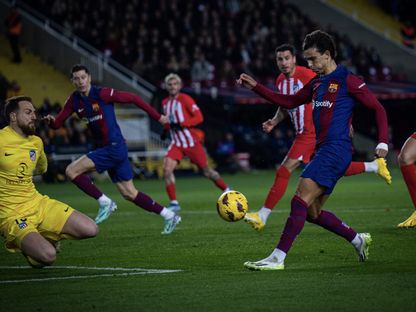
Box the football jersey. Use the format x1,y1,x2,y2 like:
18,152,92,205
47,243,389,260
0,126,47,216
275,66,316,137
253,65,388,147
162,93,203,148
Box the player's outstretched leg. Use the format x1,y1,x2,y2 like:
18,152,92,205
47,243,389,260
245,166,291,231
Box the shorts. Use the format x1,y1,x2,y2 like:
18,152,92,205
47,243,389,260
287,134,316,164
301,140,352,195
88,141,133,183
166,141,208,168
0,194,75,253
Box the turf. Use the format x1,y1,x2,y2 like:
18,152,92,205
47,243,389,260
0,168,415,311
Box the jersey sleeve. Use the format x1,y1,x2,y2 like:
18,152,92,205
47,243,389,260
34,137,48,175
50,95,74,129
180,95,203,127
100,88,161,121
253,81,313,108
346,74,388,144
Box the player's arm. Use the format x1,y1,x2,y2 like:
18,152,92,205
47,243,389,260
180,100,203,128
263,108,288,133
34,138,48,175
237,73,312,108
347,74,389,158
43,96,74,129
100,88,168,125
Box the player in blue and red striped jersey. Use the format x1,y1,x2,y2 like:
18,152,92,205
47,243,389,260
238,30,389,270
244,43,391,231
43,64,181,234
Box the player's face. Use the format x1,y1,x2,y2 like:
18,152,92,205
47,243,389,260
303,48,331,75
71,70,92,95
276,50,296,76
15,101,37,135
166,78,182,96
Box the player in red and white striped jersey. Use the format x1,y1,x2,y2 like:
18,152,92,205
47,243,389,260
162,73,230,212
245,44,391,231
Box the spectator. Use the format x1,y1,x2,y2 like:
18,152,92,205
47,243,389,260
4,5,22,63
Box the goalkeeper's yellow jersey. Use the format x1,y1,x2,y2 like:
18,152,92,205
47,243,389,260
0,126,47,217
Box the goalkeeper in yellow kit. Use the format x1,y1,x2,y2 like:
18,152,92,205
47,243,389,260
0,96,98,268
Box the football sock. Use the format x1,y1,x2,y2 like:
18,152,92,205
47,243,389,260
98,194,112,206
134,192,164,214
270,248,286,263
401,163,416,208
166,183,177,201
307,210,356,242
351,234,362,249
344,162,365,176
214,178,228,191
258,207,272,223
364,160,378,172
264,166,291,209
72,174,102,199
160,207,175,220
276,195,308,253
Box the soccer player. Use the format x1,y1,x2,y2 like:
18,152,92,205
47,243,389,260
238,30,389,270
43,64,181,235
244,43,391,231
0,96,98,268
397,132,416,227
161,73,230,212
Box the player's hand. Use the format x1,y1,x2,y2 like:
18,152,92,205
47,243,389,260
375,142,388,158
158,114,169,126
349,125,354,138
262,119,277,133
170,122,182,131
236,73,257,90
42,114,55,125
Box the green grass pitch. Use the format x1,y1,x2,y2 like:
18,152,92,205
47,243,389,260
1,168,415,311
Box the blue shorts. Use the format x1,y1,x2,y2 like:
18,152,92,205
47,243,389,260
87,141,133,183
301,141,351,194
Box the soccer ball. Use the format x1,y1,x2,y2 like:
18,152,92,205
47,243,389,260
216,191,248,222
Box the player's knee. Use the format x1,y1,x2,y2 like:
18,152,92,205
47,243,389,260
65,165,76,180
84,222,99,238
39,246,57,265
397,151,413,166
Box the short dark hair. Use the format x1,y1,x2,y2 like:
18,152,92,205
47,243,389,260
4,95,33,124
302,30,337,59
275,44,296,56
70,64,90,78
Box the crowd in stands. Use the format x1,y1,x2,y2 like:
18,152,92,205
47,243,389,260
23,0,401,86
375,0,416,49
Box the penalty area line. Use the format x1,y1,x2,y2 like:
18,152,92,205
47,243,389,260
0,266,182,284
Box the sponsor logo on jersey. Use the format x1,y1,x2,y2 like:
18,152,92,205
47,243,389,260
84,114,103,124
312,100,334,109
92,102,100,112
293,84,299,93
29,150,36,162
328,83,339,93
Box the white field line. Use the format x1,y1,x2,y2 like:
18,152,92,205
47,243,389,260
0,266,182,284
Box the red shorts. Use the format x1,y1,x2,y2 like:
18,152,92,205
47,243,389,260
286,134,316,164
411,132,416,140
166,141,208,168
